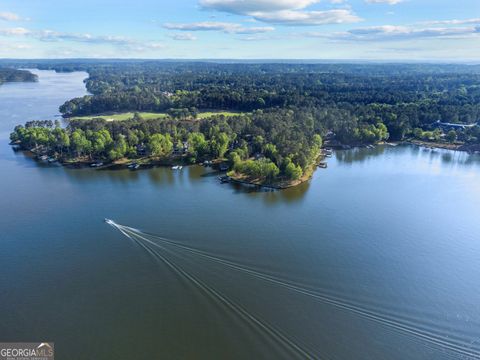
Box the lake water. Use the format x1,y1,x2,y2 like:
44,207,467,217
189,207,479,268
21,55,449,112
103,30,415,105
1,70,480,359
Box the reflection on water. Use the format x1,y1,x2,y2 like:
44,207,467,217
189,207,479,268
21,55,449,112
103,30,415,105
335,145,387,164
336,144,480,168
234,181,311,205
11,141,480,208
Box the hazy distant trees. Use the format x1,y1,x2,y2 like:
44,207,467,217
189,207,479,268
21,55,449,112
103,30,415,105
0,68,37,85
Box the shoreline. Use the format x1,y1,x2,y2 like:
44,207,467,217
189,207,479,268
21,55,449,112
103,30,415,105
226,151,325,189
12,140,480,190
405,140,480,153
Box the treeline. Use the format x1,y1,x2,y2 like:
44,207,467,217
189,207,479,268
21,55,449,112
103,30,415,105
48,62,480,141
10,109,325,181
411,126,480,144
3,61,478,143
0,68,37,85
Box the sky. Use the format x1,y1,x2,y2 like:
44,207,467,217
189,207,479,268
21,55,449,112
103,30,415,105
0,0,479,60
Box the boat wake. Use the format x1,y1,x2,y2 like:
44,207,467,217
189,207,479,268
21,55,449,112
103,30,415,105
107,219,316,359
106,219,480,359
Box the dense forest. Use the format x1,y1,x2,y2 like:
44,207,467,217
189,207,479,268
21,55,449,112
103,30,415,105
0,68,37,85
1,61,479,137
44,61,480,142
10,108,324,183
7,61,480,185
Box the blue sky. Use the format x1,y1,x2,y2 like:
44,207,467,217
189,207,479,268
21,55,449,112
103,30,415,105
0,0,479,60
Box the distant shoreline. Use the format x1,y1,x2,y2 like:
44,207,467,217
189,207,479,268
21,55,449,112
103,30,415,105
405,140,480,153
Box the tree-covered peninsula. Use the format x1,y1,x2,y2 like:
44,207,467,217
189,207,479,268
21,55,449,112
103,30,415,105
10,109,326,187
9,61,480,187
0,68,37,85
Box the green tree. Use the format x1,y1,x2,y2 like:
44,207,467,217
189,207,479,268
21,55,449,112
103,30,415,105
413,128,423,139
263,143,278,162
108,135,128,161
91,129,113,156
283,158,303,180
210,132,230,159
71,129,92,157
53,127,70,156
446,130,457,143
187,132,208,159
148,133,173,157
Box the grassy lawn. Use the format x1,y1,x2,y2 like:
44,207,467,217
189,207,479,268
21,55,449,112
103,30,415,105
196,111,244,119
71,112,168,121
71,111,245,122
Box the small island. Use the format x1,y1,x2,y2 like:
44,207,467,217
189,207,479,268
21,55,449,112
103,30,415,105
0,68,38,85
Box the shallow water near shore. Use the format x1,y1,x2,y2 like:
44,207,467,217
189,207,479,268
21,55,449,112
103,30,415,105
1,70,480,359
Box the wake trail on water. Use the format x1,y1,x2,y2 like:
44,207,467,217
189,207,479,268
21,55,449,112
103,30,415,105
108,221,318,360
107,220,480,359
123,227,480,360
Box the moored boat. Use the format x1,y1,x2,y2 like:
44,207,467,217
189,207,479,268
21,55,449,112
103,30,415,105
218,175,230,183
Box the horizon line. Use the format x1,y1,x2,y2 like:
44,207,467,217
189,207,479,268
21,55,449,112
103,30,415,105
1,58,480,65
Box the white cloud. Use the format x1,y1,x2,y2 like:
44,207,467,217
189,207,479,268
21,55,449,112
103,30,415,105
168,33,197,41
199,0,320,14
250,9,361,26
0,27,30,35
239,35,270,41
129,42,166,52
325,25,480,41
0,26,134,44
0,27,166,51
34,30,136,46
163,21,274,34
0,41,30,50
422,18,480,26
330,0,346,3
198,0,361,26
365,0,404,4
145,43,165,49
0,12,20,21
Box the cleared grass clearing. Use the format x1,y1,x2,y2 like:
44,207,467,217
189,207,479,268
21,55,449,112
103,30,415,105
196,111,244,119
71,112,168,121
71,111,244,122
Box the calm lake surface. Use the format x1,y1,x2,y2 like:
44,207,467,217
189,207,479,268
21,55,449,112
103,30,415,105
1,70,480,360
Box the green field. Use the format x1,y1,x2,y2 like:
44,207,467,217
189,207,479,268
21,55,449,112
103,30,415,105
71,111,243,121
71,112,168,121
196,111,244,119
